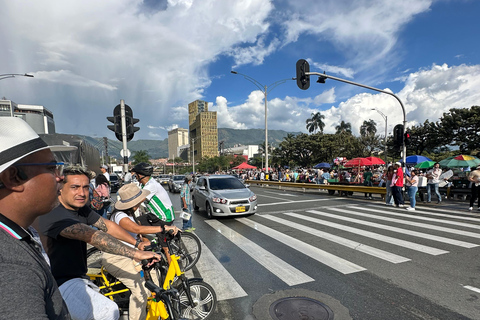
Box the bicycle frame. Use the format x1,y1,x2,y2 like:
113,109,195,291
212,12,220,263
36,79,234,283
87,267,129,299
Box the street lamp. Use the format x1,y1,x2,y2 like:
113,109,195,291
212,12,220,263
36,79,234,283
0,73,34,81
191,136,201,176
231,71,294,173
372,108,388,165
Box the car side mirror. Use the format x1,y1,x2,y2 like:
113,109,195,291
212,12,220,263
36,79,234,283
199,186,206,190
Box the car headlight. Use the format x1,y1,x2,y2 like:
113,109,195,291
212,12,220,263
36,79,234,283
249,194,257,202
212,197,228,204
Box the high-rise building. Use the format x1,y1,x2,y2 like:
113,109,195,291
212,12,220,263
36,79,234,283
0,99,56,134
188,100,218,159
167,128,189,160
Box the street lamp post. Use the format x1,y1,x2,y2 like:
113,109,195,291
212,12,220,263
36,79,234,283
231,71,294,173
0,73,34,81
372,108,388,165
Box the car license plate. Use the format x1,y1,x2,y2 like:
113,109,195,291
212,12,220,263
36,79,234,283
235,206,246,213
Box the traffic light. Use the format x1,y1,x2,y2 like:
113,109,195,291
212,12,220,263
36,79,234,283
107,113,122,142
125,114,140,141
393,124,404,148
296,59,310,90
108,104,140,142
404,131,411,145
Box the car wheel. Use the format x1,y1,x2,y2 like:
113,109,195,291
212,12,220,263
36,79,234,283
206,202,214,219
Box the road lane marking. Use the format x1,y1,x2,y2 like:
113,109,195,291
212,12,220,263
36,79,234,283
340,207,480,240
261,214,410,264
314,208,477,248
205,220,314,286
367,204,480,223
258,193,295,202
236,218,367,274
463,285,480,294
262,191,299,197
258,198,343,207
190,235,247,301
301,211,449,255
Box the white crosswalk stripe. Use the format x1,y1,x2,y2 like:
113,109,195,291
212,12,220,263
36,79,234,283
189,205,480,301
204,220,314,286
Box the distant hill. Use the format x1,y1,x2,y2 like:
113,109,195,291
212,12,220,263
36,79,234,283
78,128,300,159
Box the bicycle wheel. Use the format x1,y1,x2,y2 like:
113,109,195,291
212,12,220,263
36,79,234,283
177,280,217,320
170,233,201,272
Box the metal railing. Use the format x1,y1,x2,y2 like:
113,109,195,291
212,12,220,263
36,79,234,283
245,180,386,195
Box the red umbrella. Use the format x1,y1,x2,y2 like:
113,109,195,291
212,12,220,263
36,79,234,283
344,157,373,168
365,156,385,165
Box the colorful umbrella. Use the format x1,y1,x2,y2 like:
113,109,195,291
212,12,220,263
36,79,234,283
414,161,436,169
365,156,385,165
398,155,432,165
439,155,480,168
454,154,478,161
344,157,373,168
314,162,331,169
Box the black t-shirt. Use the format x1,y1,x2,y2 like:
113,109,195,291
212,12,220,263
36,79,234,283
39,204,100,286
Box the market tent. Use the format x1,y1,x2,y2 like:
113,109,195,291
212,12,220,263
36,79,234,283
314,162,331,169
344,157,373,167
232,162,257,170
365,157,385,165
399,155,432,166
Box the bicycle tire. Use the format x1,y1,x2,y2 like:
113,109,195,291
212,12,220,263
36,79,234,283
86,247,103,269
176,280,217,320
171,232,202,272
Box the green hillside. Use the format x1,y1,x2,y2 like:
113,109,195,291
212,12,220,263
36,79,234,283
80,128,300,159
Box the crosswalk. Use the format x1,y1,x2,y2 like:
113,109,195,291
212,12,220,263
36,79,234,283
188,204,480,301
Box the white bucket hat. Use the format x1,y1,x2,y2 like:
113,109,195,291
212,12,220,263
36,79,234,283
115,183,150,210
0,117,77,173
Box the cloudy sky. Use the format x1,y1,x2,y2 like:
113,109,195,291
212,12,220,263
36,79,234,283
1,0,479,141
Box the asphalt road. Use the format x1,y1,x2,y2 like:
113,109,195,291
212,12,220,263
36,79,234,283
169,185,480,320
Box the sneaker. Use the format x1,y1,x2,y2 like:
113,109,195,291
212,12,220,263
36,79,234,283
369,197,373,200
184,228,193,232
406,207,415,211
398,204,404,208
468,207,473,211
436,200,441,204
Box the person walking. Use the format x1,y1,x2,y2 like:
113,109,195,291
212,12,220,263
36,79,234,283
363,167,373,199
384,166,395,206
181,175,194,232
426,162,442,203
0,117,74,319
467,164,480,211
391,162,405,208
405,170,419,211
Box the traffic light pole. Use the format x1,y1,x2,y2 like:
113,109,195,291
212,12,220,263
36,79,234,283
120,100,129,174
305,70,407,171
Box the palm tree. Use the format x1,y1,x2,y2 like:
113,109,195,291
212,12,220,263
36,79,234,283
360,119,377,137
335,121,352,134
305,112,325,134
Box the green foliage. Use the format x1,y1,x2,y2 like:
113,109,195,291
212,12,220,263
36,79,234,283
131,150,150,164
195,155,246,173
306,112,325,134
335,121,352,134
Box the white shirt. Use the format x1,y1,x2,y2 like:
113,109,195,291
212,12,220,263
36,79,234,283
103,172,110,181
111,212,136,248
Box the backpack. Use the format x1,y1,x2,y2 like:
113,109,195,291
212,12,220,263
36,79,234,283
90,189,104,210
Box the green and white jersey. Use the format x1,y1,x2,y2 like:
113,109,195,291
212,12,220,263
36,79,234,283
142,177,175,222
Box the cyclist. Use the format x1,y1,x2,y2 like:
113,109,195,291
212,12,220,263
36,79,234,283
104,183,180,320
131,162,176,262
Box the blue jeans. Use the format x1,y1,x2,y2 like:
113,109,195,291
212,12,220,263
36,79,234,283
427,183,441,202
385,181,394,205
407,186,418,208
182,204,193,230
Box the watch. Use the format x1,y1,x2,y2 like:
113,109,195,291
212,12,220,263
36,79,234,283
134,239,142,248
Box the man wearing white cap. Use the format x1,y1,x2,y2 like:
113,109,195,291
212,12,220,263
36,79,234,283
0,117,74,319
100,164,110,181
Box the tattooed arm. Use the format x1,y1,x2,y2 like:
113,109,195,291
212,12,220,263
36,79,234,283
59,223,157,261
92,216,138,246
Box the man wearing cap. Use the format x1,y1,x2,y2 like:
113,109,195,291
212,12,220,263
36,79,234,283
39,166,159,320
391,162,405,207
100,164,110,181
0,117,72,319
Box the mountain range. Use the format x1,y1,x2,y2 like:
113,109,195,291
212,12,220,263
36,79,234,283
79,128,300,159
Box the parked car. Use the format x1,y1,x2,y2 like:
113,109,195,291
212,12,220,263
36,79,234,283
157,174,170,186
109,173,122,193
168,175,186,193
192,175,258,218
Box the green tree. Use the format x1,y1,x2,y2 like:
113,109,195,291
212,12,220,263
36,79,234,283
131,150,150,164
335,121,352,134
438,105,480,153
306,112,325,134
360,119,377,137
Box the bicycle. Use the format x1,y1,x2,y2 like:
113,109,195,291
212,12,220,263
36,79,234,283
87,231,215,319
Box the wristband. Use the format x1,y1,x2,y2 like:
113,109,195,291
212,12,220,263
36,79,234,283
134,239,142,248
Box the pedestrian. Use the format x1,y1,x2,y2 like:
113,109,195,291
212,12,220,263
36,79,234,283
406,170,419,211
39,165,158,320
0,117,74,319
426,162,442,203
391,162,404,207
94,173,111,218
363,167,373,199
181,175,194,232
384,166,395,206
100,164,110,181
467,164,480,211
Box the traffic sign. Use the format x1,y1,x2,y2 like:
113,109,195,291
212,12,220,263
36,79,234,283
120,149,131,157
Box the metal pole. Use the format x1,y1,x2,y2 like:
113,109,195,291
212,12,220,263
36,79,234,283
192,138,195,175
264,85,268,173
120,100,129,174
0,73,34,81
372,108,388,165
